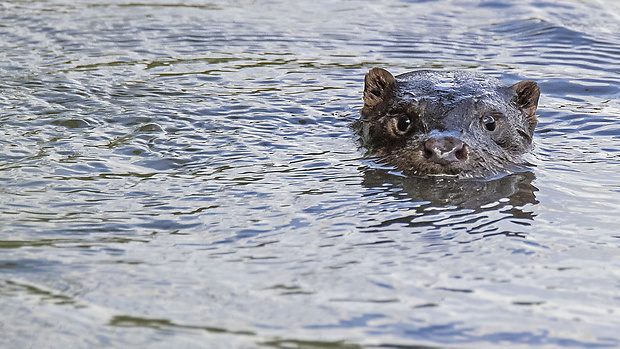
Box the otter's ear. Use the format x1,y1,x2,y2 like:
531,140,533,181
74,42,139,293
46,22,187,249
363,68,396,108
511,80,540,133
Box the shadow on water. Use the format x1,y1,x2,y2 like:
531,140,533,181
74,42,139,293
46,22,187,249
108,315,255,336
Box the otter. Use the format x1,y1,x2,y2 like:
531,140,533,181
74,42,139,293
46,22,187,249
356,68,540,179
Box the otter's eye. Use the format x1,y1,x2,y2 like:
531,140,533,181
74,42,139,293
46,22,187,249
396,115,411,132
482,115,496,131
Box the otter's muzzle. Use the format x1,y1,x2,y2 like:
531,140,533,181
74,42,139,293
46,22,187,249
423,136,469,165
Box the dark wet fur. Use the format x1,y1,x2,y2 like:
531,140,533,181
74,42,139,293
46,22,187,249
356,68,540,179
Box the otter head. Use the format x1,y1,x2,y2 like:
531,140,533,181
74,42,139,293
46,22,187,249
359,67,540,178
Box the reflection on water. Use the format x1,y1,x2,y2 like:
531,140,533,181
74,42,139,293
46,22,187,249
1,0,620,348
359,168,538,241
362,169,538,211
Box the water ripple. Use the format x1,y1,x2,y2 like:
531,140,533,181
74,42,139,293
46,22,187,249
1,0,620,348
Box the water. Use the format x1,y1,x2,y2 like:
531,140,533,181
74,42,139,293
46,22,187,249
1,0,620,348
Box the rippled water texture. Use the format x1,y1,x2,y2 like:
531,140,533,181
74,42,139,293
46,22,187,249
1,0,620,348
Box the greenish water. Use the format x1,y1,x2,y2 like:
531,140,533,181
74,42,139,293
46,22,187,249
1,0,620,348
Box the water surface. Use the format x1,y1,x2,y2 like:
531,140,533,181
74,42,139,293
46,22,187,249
1,0,620,348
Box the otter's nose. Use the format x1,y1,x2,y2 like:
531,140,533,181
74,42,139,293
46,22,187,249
423,137,468,165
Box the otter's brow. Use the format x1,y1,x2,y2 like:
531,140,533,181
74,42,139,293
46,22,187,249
479,109,504,119
390,103,417,116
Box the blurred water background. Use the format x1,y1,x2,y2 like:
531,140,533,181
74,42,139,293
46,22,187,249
1,0,620,348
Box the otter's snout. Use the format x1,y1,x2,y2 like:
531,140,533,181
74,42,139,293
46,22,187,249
423,137,468,165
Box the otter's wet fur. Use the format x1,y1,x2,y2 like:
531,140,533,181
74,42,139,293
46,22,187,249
355,68,540,179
